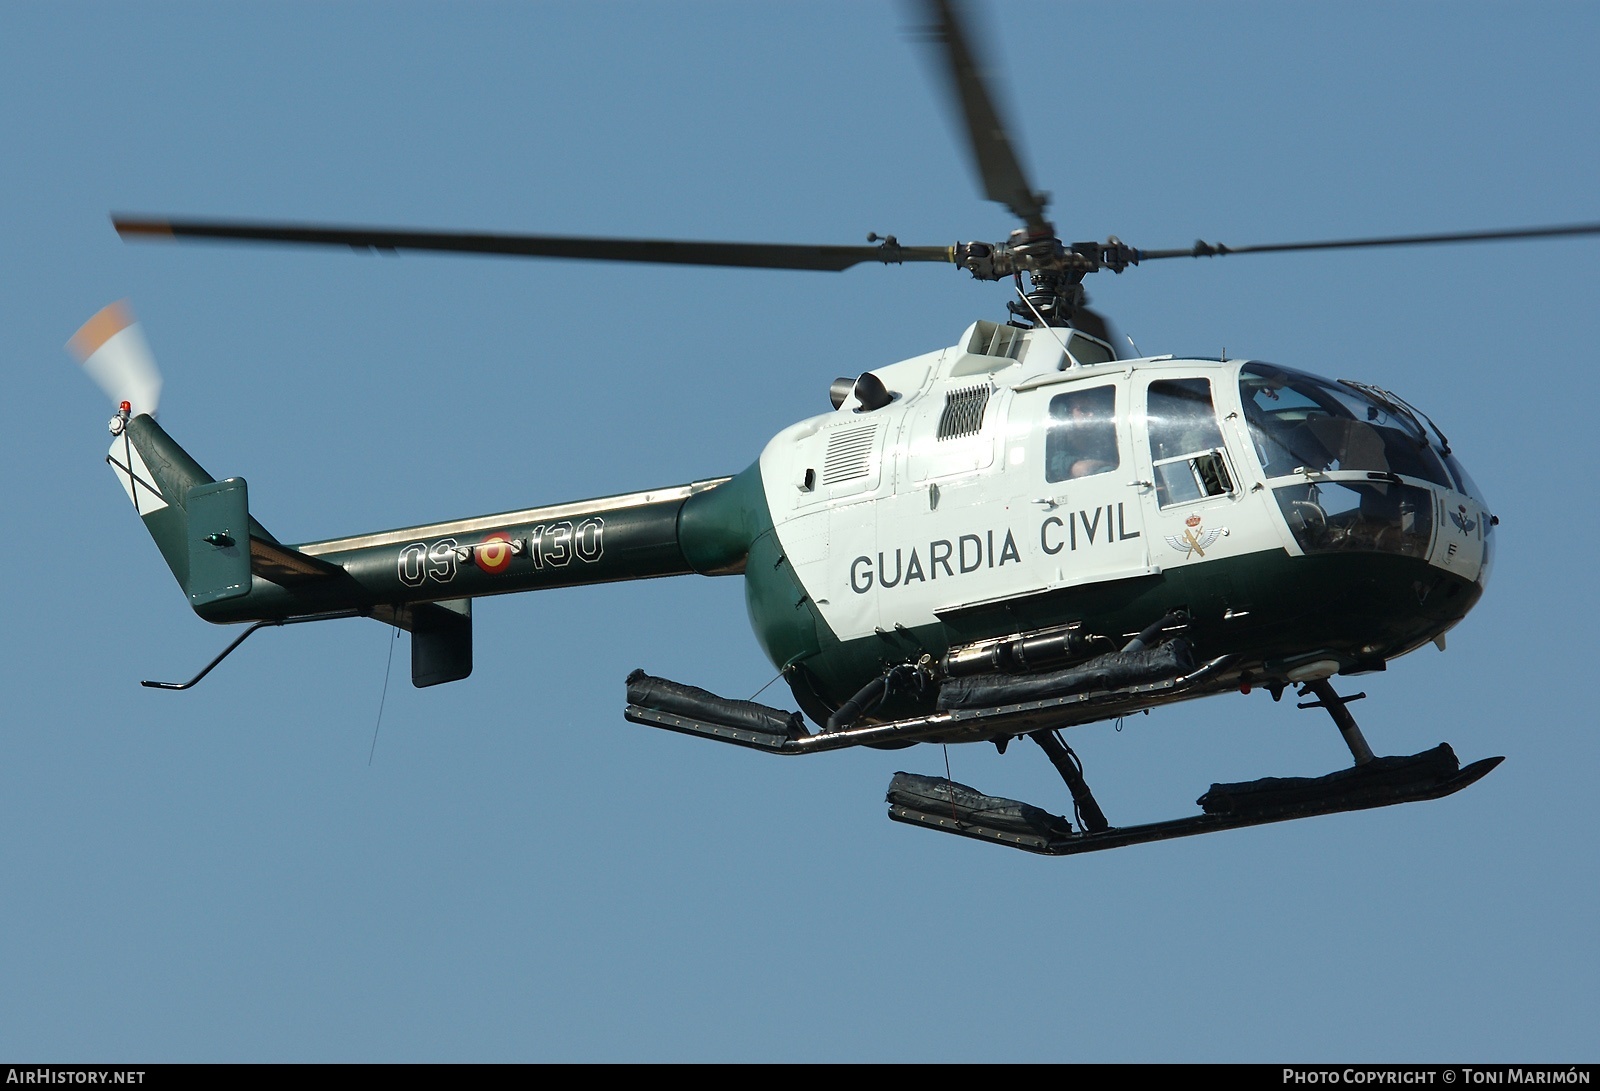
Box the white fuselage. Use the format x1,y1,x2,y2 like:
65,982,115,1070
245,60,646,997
756,321,1491,650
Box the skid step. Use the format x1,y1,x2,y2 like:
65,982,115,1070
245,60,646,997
887,746,1503,857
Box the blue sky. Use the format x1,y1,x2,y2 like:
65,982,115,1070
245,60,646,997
2,1,1596,1061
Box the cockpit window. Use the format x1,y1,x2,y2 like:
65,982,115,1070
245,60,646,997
1045,386,1119,483
1274,481,1433,560
1239,363,1451,487
1443,450,1482,500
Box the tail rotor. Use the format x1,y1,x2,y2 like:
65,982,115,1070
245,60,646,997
67,299,162,427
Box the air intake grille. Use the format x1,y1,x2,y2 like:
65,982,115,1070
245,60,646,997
967,320,1024,359
938,384,991,440
822,424,878,484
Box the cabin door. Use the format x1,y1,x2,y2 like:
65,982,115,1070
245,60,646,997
1128,373,1242,567
1011,377,1149,588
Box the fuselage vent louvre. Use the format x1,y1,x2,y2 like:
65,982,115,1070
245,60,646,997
822,424,878,484
938,384,992,441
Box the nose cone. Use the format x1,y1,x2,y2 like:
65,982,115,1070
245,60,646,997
1431,454,1494,592
1474,500,1496,591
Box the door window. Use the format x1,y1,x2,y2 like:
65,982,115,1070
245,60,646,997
1146,378,1234,507
1045,386,1119,484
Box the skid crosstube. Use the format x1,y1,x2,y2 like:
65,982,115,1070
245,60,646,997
886,746,1504,856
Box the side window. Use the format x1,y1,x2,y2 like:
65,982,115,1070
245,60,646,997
1045,386,1119,484
1147,378,1234,507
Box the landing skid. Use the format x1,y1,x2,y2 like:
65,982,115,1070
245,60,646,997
887,746,1503,856
621,666,1502,857
889,678,1502,856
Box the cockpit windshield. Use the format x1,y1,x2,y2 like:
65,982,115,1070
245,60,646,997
1238,363,1451,487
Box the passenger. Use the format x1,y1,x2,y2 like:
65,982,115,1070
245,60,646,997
1057,388,1118,478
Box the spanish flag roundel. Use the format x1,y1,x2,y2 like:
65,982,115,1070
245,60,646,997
475,532,514,574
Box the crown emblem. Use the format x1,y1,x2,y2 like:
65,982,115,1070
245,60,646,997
1167,515,1226,559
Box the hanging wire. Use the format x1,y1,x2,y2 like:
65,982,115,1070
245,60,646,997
942,743,960,822
747,670,784,701
368,627,399,766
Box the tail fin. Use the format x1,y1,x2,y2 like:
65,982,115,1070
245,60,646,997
109,416,366,628
70,301,469,684
67,300,206,594
72,302,286,609
108,414,226,600
111,411,469,682
108,389,342,611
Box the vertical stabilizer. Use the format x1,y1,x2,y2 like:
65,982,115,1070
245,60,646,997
111,415,217,592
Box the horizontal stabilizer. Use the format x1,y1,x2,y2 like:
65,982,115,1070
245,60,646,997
249,536,345,587
187,479,252,606
187,478,349,601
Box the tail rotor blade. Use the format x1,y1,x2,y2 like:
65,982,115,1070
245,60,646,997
67,300,162,418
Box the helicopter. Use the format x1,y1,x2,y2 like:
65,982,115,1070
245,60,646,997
73,1,1600,857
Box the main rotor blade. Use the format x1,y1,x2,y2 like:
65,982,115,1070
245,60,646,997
1069,304,1115,346
921,0,1051,234
1134,222,1600,261
113,217,955,273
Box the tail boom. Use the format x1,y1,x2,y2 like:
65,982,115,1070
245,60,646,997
115,416,750,621
205,477,734,623
108,412,771,686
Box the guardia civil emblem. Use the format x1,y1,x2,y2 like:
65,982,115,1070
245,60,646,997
1449,504,1478,535
1166,513,1224,558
